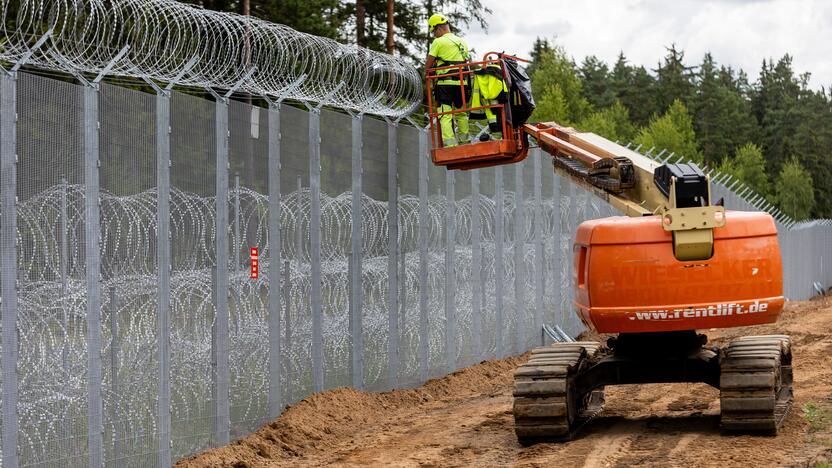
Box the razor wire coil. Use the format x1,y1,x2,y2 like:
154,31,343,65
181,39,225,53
0,0,422,117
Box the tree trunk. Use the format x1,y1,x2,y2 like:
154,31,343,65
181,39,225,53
425,0,434,53
356,0,366,46
386,0,395,54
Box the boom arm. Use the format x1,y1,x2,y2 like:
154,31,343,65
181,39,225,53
524,122,726,261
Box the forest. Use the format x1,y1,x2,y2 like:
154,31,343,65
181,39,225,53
184,0,830,220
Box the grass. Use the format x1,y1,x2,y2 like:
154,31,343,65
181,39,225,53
803,402,832,468
804,402,832,432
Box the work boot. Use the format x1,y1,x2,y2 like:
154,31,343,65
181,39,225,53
479,134,492,142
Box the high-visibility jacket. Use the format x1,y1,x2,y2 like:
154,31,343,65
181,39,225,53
472,65,507,109
471,64,509,138
428,33,469,85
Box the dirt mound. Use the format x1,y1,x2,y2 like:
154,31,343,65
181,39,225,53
179,296,832,467
177,357,524,467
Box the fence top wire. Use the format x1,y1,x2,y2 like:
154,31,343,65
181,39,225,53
622,141,832,229
0,0,422,117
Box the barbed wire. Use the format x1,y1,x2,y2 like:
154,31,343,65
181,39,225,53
0,0,422,117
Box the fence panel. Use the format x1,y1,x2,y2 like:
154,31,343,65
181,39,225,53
1,71,830,468
169,90,217,459
16,72,88,467
99,82,160,467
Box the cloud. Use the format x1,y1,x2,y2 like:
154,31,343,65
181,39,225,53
515,19,572,38
461,0,832,88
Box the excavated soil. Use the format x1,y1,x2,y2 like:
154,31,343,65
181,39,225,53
178,297,832,467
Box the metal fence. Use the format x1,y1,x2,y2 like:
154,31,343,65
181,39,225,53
0,69,830,468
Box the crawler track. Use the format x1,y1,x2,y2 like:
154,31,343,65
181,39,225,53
512,341,605,444
513,335,795,444
719,335,793,433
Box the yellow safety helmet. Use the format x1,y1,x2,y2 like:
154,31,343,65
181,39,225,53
428,14,448,32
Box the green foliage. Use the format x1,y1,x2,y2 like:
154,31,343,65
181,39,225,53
184,0,491,63
636,99,702,163
578,101,636,142
353,0,491,60
346,0,423,58
534,83,570,124
719,143,769,198
183,0,349,39
790,89,832,218
803,402,832,432
776,158,816,220
529,43,590,124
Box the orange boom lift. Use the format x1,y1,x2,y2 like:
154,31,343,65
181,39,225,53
426,56,791,443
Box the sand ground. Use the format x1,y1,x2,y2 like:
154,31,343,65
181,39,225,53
178,296,832,467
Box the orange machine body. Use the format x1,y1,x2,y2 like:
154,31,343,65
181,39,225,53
574,210,784,334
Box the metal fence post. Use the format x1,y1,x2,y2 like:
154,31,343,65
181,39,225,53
495,166,505,358
155,86,173,468
445,169,456,372
234,174,241,270
417,126,429,382
266,101,282,417
83,80,104,468
567,179,579,334
398,203,407,363
386,119,399,388
349,112,364,389
533,150,544,345
60,177,69,372
470,169,483,361
308,107,324,393
108,286,121,466
0,69,20,468
552,172,562,328
65,45,130,468
213,95,230,446
558,174,570,330
396,186,407,362
282,260,292,403
514,162,526,354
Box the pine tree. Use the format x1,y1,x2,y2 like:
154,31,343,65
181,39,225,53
751,55,803,174
654,44,696,112
775,158,815,220
609,53,656,128
791,88,832,218
692,53,759,165
579,55,614,110
527,37,554,77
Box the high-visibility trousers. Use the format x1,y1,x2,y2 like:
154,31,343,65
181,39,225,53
434,84,469,147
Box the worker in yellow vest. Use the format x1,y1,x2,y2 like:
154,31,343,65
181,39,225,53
424,14,470,147
471,62,509,141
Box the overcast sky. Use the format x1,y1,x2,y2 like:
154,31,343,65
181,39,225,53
462,0,832,89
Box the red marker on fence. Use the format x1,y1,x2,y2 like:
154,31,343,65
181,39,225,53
250,247,259,279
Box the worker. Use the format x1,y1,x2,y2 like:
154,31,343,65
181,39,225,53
471,61,509,141
424,14,470,147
